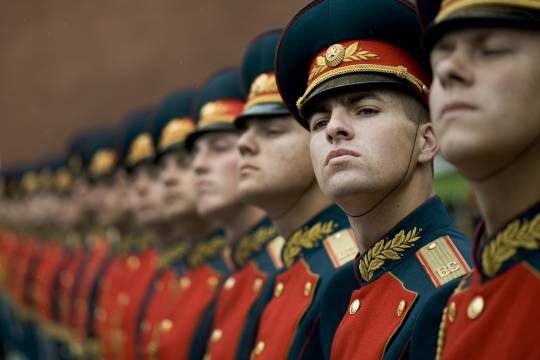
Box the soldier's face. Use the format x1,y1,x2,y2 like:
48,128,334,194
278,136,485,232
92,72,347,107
130,165,164,225
96,172,130,226
307,89,430,209
191,132,243,220
430,27,540,179
237,116,316,212
158,152,198,219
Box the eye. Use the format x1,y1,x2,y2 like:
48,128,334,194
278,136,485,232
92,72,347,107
479,47,511,57
354,106,379,117
310,118,329,132
210,140,234,152
264,127,285,137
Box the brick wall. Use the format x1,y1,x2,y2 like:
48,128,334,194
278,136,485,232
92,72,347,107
0,0,307,167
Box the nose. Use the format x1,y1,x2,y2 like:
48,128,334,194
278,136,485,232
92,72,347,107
433,46,473,89
163,175,178,188
191,147,209,175
161,162,179,188
326,108,354,143
238,127,259,157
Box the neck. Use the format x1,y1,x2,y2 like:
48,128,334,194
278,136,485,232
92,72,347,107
222,204,266,244
347,170,434,254
152,212,210,251
271,181,333,239
470,143,540,236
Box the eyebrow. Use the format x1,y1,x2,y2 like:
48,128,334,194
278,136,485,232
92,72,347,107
310,91,384,115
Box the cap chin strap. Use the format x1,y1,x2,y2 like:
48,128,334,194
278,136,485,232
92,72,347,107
345,120,421,218
469,130,540,182
273,177,318,221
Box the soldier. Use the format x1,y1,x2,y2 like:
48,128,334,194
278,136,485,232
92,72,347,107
274,0,473,358
235,30,357,359
147,68,270,360
69,129,126,358
134,89,216,359
411,1,540,358
202,32,299,359
93,109,161,360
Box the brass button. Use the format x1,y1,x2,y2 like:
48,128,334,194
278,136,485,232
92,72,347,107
252,278,263,292
448,302,456,322
304,281,313,297
211,328,222,342
224,277,235,290
208,276,219,289
467,296,484,320
95,307,106,321
117,292,130,306
160,318,173,333
428,242,437,250
397,300,406,317
349,299,361,315
274,282,284,297
140,320,151,332
127,256,140,270
180,277,191,289
253,341,265,356
61,272,74,286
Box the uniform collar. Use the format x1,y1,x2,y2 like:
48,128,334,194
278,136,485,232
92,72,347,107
476,201,540,279
158,241,190,270
231,217,278,268
354,196,453,285
186,229,228,269
281,204,350,268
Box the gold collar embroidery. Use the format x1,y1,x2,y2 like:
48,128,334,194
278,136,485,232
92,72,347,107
359,227,421,282
158,242,190,269
282,221,337,268
187,235,227,269
233,226,277,267
482,213,540,277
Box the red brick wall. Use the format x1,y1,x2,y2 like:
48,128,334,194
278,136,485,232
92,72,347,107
0,0,307,168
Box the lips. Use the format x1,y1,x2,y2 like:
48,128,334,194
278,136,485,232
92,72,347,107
196,180,214,193
239,163,259,174
325,148,360,165
439,101,477,119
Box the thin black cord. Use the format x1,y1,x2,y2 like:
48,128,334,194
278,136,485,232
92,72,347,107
272,178,318,220
469,131,540,182
346,120,421,218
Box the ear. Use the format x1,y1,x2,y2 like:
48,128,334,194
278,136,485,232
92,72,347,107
417,122,439,164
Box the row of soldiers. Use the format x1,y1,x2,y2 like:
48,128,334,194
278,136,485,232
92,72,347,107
0,0,538,359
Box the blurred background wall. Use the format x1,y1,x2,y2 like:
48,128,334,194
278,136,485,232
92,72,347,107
0,0,307,168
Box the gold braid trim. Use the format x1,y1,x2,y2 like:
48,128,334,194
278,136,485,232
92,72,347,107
298,64,427,109
233,226,277,267
359,227,422,281
435,306,448,360
187,235,227,268
436,0,540,22
283,221,337,268
481,213,540,277
435,277,467,359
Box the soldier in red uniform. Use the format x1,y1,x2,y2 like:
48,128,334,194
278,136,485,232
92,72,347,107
146,68,269,360
274,0,473,358
229,30,358,359
411,1,540,358
93,109,161,360
134,89,213,359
